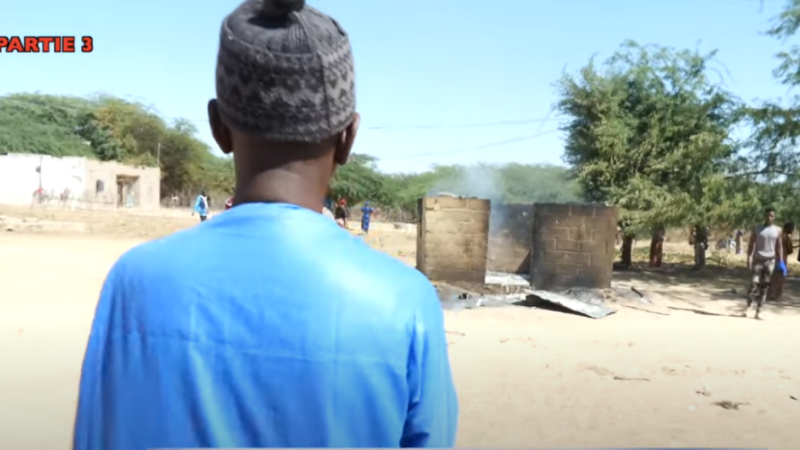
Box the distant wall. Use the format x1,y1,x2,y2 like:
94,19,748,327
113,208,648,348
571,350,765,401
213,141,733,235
416,196,490,284
487,203,533,274
531,204,617,290
0,154,86,205
0,154,160,209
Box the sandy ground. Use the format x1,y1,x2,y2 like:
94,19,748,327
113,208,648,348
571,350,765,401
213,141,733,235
1,205,799,449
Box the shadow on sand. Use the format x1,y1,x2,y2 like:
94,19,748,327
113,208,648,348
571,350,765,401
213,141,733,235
612,262,800,316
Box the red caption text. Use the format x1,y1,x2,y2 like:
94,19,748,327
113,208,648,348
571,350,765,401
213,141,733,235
0,36,94,53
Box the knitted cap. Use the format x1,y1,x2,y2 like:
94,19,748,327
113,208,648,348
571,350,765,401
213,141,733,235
216,0,356,143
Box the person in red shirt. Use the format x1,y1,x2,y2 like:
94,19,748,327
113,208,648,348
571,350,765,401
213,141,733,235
334,199,348,228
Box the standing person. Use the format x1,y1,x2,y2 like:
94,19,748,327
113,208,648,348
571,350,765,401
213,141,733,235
619,219,634,268
746,207,784,319
334,198,348,229
72,1,458,449
360,201,374,235
769,222,794,301
735,228,744,254
692,225,708,270
649,225,665,268
193,190,209,222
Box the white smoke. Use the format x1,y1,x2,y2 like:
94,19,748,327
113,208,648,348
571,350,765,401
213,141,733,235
427,165,507,235
427,165,503,202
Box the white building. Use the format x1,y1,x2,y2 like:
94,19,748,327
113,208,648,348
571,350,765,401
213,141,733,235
0,153,161,209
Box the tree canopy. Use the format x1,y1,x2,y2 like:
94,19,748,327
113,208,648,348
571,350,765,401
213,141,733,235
555,41,746,231
0,93,582,215
552,0,800,234
0,93,235,203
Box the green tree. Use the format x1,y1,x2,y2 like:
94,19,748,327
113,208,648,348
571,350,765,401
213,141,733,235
329,154,386,205
0,94,97,157
741,0,800,223
0,93,236,203
555,40,741,231
0,92,586,219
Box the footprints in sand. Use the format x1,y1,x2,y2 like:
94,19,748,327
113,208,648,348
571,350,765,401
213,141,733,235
498,336,539,348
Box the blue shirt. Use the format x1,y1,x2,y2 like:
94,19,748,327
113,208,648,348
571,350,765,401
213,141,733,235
361,206,373,222
194,195,208,216
73,203,458,450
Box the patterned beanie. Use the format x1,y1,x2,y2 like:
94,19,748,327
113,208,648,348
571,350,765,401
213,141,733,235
215,0,356,143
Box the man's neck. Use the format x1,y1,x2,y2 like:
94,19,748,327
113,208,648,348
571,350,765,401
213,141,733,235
234,173,327,213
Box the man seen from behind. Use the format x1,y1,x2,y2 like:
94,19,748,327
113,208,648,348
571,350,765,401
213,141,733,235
72,0,458,448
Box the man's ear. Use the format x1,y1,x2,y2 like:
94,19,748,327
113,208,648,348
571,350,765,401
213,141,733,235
334,112,360,165
208,99,233,155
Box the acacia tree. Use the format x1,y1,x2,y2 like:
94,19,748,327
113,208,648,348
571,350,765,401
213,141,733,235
554,40,742,232
741,0,800,222
329,154,386,205
0,92,587,218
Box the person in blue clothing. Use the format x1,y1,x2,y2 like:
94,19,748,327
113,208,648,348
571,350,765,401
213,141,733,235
71,1,458,450
361,201,374,235
193,190,209,222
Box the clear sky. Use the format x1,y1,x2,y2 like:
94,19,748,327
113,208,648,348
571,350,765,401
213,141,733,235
0,0,791,173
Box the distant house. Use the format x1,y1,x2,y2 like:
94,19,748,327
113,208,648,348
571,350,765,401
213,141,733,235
0,153,161,209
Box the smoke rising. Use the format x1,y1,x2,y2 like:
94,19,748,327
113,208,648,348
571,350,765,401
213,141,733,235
426,165,508,236
426,165,503,202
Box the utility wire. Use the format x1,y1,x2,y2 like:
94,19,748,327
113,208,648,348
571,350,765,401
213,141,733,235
379,128,562,160
366,117,566,131
146,116,568,130
1,98,568,131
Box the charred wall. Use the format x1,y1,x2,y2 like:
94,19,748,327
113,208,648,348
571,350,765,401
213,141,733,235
531,204,617,290
487,203,534,274
416,196,490,284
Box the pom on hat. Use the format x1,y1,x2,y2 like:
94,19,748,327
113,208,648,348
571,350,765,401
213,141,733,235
261,0,305,17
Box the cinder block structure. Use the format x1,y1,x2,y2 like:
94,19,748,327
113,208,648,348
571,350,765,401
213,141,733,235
531,204,617,290
487,203,534,274
416,196,490,284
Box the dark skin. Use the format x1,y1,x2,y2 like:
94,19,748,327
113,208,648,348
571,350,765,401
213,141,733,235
207,99,360,212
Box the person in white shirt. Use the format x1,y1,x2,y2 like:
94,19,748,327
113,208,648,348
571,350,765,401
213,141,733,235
746,207,783,319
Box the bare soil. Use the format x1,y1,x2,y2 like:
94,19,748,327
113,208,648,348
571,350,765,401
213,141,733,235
0,205,798,449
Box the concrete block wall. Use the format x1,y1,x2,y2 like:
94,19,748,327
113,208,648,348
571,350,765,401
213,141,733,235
531,204,617,290
487,203,534,274
416,196,490,284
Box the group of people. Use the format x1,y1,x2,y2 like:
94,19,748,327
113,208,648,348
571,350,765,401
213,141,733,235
196,190,377,236
330,198,376,234
71,1,458,449
645,208,795,319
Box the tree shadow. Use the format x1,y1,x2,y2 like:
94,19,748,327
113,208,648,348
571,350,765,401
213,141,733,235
611,262,800,316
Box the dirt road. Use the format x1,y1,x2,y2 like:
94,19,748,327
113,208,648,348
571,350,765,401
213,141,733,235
0,206,798,449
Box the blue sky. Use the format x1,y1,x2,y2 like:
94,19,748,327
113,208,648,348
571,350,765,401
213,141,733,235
0,0,791,173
